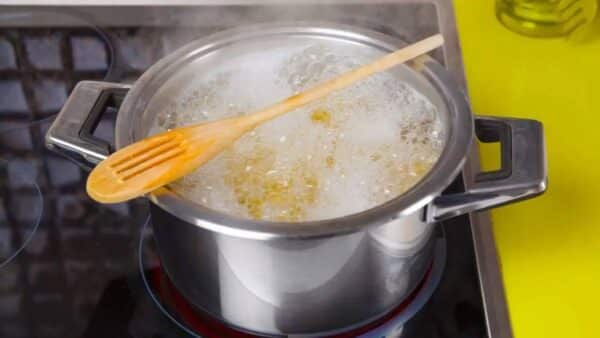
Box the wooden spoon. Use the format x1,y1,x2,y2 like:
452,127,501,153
86,34,444,203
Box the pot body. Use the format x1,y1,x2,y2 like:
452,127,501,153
152,205,435,335
45,23,547,336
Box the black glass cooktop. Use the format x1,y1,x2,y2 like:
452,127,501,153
0,6,487,338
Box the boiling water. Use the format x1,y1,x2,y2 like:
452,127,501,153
152,43,445,222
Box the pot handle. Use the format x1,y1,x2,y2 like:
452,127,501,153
45,81,130,169
425,116,547,223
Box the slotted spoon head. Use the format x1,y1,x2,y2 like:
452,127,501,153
86,117,250,203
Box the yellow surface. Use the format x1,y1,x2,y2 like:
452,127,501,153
454,2,600,338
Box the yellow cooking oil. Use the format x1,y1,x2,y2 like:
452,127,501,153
496,0,597,39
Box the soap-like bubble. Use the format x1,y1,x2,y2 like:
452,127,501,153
153,43,445,222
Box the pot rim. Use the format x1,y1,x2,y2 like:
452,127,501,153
116,22,473,240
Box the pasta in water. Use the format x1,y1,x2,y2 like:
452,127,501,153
152,44,445,222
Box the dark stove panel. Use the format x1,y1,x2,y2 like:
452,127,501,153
0,4,491,338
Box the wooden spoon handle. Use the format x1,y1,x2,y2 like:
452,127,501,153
245,34,444,126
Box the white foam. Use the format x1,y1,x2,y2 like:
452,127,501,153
152,43,445,222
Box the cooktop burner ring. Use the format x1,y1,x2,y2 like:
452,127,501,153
138,218,446,337
138,217,203,338
0,8,118,78
0,8,119,128
0,158,43,269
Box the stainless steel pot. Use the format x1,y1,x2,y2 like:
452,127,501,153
46,23,547,336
